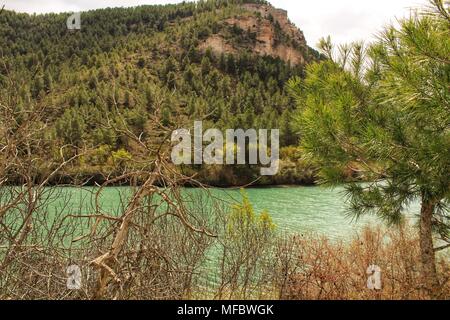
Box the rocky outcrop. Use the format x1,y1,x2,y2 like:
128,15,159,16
199,3,309,65
241,3,306,45
198,34,237,55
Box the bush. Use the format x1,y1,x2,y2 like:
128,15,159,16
111,148,132,168
274,226,450,300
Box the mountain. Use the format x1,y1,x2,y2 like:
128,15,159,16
0,0,321,186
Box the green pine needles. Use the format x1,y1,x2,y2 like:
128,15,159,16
288,0,449,298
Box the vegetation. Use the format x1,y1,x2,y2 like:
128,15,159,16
288,0,449,298
1,181,448,299
216,191,275,299
0,0,448,301
0,0,319,186
278,226,449,300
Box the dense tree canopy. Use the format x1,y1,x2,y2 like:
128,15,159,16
0,0,319,186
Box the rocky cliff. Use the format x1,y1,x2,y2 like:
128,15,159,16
199,3,309,65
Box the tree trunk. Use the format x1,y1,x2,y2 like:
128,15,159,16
419,197,440,299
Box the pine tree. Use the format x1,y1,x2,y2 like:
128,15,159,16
289,0,449,298
201,56,212,78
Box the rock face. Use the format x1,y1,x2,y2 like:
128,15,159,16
241,3,306,45
199,3,309,65
199,35,237,55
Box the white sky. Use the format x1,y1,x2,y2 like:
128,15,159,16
3,0,429,48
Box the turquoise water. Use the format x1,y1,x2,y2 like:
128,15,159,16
49,185,420,240
187,186,419,239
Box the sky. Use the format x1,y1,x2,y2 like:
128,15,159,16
3,0,429,48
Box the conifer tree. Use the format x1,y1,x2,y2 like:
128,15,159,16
289,0,449,298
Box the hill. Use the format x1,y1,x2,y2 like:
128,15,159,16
0,0,322,186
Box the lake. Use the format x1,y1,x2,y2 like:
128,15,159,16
54,185,420,240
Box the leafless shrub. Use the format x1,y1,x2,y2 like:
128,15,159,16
0,73,220,300
275,225,450,300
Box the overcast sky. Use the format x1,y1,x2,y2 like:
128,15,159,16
3,0,429,48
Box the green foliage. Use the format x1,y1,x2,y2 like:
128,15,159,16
289,1,449,230
0,0,318,185
217,189,276,298
88,145,112,166
111,148,132,168
55,108,86,146
227,190,276,236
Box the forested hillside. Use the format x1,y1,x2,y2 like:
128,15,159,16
0,0,322,186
